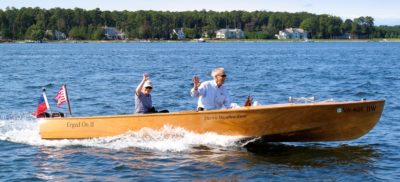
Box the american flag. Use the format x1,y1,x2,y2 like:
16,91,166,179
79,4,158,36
54,85,67,107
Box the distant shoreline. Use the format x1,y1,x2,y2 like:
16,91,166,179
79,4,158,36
2,38,400,44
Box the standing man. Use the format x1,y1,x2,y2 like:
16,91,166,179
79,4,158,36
191,67,231,110
135,73,154,113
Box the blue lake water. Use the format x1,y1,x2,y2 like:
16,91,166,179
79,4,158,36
0,42,399,181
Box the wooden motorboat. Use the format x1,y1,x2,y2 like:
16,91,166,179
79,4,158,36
39,100,384,142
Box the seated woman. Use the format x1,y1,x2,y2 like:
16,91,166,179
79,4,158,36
135,73,155,114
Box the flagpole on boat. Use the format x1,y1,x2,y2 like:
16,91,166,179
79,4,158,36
64,84,72,116
42,87,52,114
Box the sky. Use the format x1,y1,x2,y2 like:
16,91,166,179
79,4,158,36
0,0,399,26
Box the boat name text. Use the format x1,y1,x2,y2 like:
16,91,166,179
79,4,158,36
204,114,247,121
67,121,94,129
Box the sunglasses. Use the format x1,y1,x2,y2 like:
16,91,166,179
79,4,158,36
145,87,153,89
218,74,227,78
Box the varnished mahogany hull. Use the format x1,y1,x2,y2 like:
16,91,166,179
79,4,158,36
39,100,384,141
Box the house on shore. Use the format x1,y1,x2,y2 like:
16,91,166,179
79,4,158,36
275,28,308,39
103,26,126,40
45,30,66,40
215,28,245,39
54,30,66,40
171,28,185,40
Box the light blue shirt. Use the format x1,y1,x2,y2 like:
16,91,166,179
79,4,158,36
190,80,231,110
135,92,152,113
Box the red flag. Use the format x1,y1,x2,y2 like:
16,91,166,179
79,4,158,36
54,85,67,107
33,93,49,117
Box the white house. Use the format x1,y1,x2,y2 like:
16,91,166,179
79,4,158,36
171,28,185,40
275,28,308,39
45,30,66,40
53,30,66,40
215,28,244,39
103,26,126,40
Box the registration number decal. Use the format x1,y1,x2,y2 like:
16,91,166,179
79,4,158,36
337,105,377,113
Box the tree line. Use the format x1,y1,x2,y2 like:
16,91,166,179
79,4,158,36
0,7,399,40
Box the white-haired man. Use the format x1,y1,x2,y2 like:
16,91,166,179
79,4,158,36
191,67,231,110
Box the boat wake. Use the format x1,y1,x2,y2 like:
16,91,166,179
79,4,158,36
0,113,245,152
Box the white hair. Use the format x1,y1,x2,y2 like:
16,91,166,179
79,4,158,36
211,67,225,77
